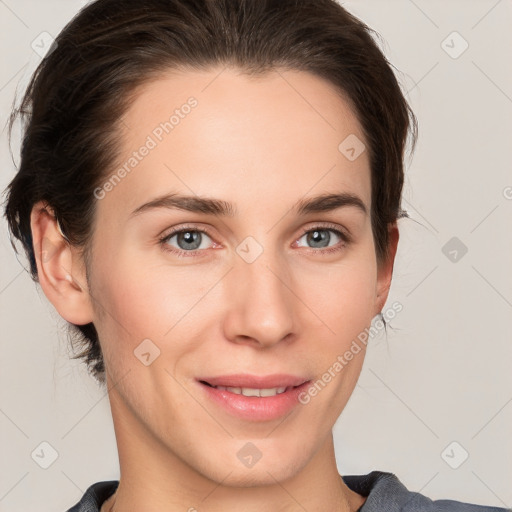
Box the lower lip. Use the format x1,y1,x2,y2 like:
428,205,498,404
198,381,311,421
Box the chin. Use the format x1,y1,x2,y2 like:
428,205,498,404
210,462,304,488
194,438,312,488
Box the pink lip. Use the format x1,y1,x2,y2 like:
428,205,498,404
197,373,311,422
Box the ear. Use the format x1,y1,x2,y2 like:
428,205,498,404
374,222,399,315
30,201,94,325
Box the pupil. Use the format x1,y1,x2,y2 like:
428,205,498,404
308,230,329,248
178,231,201,250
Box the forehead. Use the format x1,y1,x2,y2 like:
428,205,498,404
99,67,371,219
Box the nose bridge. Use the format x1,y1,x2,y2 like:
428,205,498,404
223,240,295,346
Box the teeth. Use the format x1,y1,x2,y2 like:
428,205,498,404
241,387,260,397
215,386,288,397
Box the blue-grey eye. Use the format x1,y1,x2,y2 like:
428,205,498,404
297,229,342,249
165,230,213,251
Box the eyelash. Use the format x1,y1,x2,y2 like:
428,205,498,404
158,223,351,258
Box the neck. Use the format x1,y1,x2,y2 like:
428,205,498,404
105,388,366,512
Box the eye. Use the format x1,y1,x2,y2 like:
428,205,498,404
159,227,215,256
295,225,350,253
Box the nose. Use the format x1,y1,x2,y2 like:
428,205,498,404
222,248,296,348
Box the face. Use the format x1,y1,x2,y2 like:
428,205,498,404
77,67,393,485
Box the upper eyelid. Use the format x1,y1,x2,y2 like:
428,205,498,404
161,222,347,235
160,224,213,240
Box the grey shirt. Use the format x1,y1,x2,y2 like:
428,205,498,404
66,470,510,511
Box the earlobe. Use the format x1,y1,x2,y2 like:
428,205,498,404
375,223,400,314
30,201,94,325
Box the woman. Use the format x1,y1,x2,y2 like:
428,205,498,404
3,0,508,511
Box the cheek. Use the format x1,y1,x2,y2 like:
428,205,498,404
89,250,225,370
294,250,378,341
92,251,203,332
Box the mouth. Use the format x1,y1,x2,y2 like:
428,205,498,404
197,374,312,421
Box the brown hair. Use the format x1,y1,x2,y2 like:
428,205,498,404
3,0,417,384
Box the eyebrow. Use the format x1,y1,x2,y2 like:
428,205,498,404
129,192,368,218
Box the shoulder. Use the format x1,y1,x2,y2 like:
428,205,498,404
66,481,119,512
341,470,510,512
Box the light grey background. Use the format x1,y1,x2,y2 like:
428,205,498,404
1,1,511,511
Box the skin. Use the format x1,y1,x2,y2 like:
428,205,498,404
31,67,399,511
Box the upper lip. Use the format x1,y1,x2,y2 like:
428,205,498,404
199,374,310,389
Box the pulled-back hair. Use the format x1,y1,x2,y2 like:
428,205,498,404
3,0,417,384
